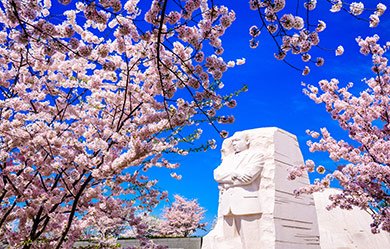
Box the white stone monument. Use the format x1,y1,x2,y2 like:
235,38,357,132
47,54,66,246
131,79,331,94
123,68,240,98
202,127,321,249
314,188,390,249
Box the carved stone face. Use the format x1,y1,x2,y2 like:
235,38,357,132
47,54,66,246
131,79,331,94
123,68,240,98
231,136,248,153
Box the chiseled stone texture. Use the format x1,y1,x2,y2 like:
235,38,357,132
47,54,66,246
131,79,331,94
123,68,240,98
203,127,321,249
314,188,390,249
271,128,320,249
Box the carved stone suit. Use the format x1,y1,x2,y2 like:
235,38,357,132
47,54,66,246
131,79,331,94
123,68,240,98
214,150,264,215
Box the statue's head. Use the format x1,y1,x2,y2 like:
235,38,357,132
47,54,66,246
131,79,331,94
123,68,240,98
221,128,274,159
231,133,249,153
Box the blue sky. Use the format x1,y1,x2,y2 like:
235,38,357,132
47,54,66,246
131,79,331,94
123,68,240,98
142,1,390,234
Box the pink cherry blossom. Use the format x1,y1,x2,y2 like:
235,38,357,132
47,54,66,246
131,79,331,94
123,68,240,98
335,45,344,56
330,1,343,12
370,14,380,28
350,2,365,16
376,3,387,16
302,66,310,75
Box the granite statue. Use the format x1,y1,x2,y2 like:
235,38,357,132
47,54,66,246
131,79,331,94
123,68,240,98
202,127,321,249
213,132,265,248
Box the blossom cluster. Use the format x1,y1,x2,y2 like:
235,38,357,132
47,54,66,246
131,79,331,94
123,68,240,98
330,2,386,28
248,0,386,75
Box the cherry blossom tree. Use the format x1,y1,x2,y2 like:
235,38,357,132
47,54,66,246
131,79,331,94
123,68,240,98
118,195,206,239
293,35,390,234
0,0,240,247
158,194,206,237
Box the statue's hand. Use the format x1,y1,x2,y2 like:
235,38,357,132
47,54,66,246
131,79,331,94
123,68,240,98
238,173,252,183
231,172,239,181
231,172,252,183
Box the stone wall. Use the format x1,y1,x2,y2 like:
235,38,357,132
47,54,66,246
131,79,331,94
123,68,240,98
74,237,202,249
